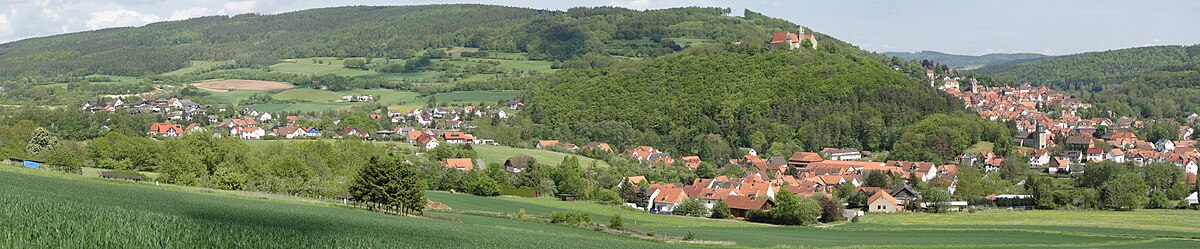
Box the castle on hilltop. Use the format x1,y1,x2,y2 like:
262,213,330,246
769,27,818,50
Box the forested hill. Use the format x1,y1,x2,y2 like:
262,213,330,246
526,48,1007,164
883,51,1050,68
971,45,1200,88
970,45,1200,119
0,5,794,79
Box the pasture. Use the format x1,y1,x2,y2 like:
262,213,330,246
473,145,610,168
200,89,268,104
428,191,1200,248
0,167,684,248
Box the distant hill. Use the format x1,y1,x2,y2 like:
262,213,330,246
0,5,793,79
883,51,1050,68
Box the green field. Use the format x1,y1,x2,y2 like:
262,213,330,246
0,167,684,248
474,145,610,168
201,89,269,104
429,191,1200,248
242,88,514,113
6,163,1200,248
269,56,553,83
163,60,233,76
966,141,995,153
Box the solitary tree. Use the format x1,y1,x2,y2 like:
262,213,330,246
350,156,426,215
27,127,59,156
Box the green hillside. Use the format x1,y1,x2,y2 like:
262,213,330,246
883,50,1050,68
525,48,987,162
0,5,791,79
972,45,1200,87
0,167,683,248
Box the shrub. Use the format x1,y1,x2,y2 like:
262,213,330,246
608,214,623,229
517,208,526,219
684,231,695,241
709,200,732,219
549,211,591,225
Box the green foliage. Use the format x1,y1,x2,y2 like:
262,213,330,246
549,211,591,225
890,113,1011,163
466,172,502,197
709,200,732,219
817,195,845,223
864,170,890,188
527,49,965,160
343,58,367,69
608,214,624,229
674,198,705,217
349,155,427,215
750,190,820,226
0,5,783,79
41,141,86,174
25,127,59,156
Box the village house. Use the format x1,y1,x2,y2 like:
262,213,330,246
649,187,687,214
503,156,535,174
725,195,773,218
441,158,475,171
822,148,862,161
867,190,899,213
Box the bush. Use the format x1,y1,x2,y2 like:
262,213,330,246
745,209,771,223
608,214,623,229
709,200,732,219
675,198,705,217
549,211,591,225
591,188,622,205
684,231,695,241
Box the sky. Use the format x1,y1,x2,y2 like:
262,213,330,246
1,0,1198,55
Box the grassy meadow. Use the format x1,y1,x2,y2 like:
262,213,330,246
428,191,1200,248
0,167,685,248
4,161,1199,248
473,145,610,168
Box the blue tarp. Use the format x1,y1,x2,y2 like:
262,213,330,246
22,160,40,169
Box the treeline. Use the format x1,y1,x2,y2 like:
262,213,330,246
1,108,155,141
524,47,990,163
1025,161,1195,210
0,5,795,79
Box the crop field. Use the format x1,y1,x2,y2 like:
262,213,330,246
0,167,685,248
193,79,293,92
473,145,610,168
428,191,1200,248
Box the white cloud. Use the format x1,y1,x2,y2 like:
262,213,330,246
169,7,214,21
85,9,161,30
222,1,258,14
0,14,14,37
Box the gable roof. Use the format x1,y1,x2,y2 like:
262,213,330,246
725,195,772,211
788,152,824,163
653,188,687,204
868,190,898,205
442,158,474,171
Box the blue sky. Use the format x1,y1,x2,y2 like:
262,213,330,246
1,0,1197,55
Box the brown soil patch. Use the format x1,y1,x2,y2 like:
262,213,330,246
426,200,451,210
193,79,293,92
